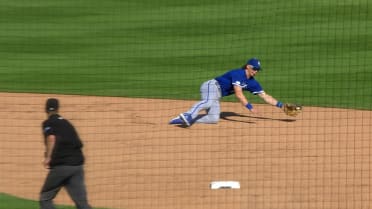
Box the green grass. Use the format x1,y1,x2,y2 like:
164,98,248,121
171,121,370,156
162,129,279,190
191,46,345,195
0,0,370,109
0,193,110,209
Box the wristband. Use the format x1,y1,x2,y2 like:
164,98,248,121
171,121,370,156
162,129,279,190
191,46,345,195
245,103,253,110
276,101,283,108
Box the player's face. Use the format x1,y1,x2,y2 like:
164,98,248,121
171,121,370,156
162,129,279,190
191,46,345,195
247,66,259,77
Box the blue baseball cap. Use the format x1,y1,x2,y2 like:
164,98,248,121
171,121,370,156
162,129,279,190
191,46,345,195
246,58,262,71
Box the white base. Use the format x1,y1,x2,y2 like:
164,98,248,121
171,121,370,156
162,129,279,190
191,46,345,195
210,181,240,189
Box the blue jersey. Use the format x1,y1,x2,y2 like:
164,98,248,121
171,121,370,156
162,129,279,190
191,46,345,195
215,69,264,97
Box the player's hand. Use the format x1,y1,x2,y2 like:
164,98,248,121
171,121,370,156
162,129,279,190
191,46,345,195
249,108,258,114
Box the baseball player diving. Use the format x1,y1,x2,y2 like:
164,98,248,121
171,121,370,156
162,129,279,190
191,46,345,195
169,58,301,127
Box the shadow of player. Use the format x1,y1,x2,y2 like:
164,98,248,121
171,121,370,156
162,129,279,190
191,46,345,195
175,111,296,128
220,111,296,123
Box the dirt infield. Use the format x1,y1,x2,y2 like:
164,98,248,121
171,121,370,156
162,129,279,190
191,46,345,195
0,92,371,209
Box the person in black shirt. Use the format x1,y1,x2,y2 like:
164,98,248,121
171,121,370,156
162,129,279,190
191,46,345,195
40,98,92,209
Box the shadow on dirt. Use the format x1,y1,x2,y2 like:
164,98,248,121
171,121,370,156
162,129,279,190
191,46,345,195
174,111,296,128
220,111,296,123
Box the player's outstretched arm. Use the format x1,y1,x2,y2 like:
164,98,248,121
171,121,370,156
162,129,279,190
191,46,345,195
258,92,302,116
233,85,257,113
257,92,280,107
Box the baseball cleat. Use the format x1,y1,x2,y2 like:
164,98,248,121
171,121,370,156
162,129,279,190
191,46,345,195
169,116,183,125
179,113,192,127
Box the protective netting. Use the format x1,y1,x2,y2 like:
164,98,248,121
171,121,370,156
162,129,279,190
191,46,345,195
0,0,371,209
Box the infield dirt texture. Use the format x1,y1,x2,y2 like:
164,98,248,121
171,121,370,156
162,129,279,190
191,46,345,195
0,92,371,209
0,0,371,209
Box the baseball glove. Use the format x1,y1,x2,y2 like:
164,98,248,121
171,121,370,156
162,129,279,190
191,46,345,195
283,103,302,117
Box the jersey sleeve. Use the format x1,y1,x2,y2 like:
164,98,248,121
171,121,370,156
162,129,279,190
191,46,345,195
231,72,245,88
42,121,55,137
250,80,264,95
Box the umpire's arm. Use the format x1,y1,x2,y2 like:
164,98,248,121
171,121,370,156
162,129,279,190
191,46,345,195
44,135,56,169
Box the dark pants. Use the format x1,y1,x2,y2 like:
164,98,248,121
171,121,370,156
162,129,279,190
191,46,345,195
39,165,92,209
